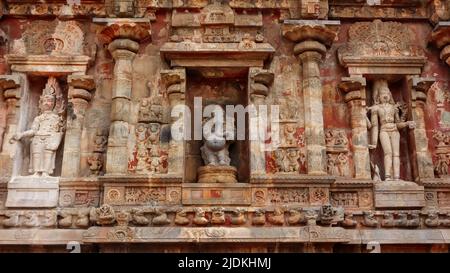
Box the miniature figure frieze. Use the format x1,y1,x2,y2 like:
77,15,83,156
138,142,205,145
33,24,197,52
432,129,450,177
325,129,350,177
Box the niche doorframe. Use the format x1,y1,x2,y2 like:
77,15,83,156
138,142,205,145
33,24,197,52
160,42,275,184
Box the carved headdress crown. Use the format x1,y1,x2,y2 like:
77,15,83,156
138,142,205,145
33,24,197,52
39,77,65,114
372,79,394,105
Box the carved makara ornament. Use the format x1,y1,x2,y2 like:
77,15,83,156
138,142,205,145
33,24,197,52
367,79,415,181
11,77,66,177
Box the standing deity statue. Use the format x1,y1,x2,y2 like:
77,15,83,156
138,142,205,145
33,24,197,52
367,79,415,181
11,77,66,177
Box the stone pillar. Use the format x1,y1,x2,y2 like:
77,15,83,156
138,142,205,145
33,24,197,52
61,75,95,177
161,68,186,177
248,68,274,176
338,77,371,179
0,75,21,155
105,39,139,175
282,20,340,175
95,20,151,175
297,47,327,175
409,77,435,179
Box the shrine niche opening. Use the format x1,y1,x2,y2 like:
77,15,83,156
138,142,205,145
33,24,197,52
184,67,250,184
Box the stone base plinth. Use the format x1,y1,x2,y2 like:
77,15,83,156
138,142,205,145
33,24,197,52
374,180,425,209
6,176,59,208
197,165,237,183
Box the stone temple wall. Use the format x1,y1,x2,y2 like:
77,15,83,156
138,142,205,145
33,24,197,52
0,0,449,253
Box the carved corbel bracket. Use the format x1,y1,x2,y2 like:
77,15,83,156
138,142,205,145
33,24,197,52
95,18,152,45
161,69,186,107
431,22,450,66
67,75,96,102
249,68,274,99
0,75,21,99
282,20,340,47
410,77,435,104
338,77,366,104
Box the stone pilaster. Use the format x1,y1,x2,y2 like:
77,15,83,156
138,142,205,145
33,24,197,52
161,68,186,177
409,77,435,180
431,22,450,67
338,77,371,179
61,75,95,177
106,39,139,174
0,75,21,155
95,20,151,175
282,20,340,175
248,68,274,176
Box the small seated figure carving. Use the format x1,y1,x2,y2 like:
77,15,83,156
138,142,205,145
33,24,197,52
341,212,357,228
362,211,378,227
152,208,170,226
287,209,305,225
252,209,266,226
268,207,285,225
211,207,226,225
193,208,209,226
230,209,246,225
174,209,190,226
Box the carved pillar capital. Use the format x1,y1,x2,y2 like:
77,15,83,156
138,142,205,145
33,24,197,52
282,20,340,47
431,22,450,66
0,75,21,99
338,76,367,103
161,69,187,108
108,39,140,58
410,77,435,103
249,68,274,102
95,19,152,46
67,75,96,102
0,75,22,125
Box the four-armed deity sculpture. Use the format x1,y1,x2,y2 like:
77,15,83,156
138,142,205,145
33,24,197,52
200,110,234,167
367,79,415,181
11,77,66,177
198,107,237,183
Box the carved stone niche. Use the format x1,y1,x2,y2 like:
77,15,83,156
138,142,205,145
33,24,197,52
3,20,93,208
338,19,426,77
338,20,428,209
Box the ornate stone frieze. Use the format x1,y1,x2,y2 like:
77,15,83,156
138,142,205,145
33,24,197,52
10,20,85,56
338,20,426,75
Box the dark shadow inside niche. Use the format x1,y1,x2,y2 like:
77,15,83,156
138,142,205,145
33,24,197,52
366,78,414,182
184,68,250,183
20,76,68,177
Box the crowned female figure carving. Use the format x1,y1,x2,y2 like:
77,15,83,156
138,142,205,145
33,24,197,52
11,77,66,177
367,79,415,181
